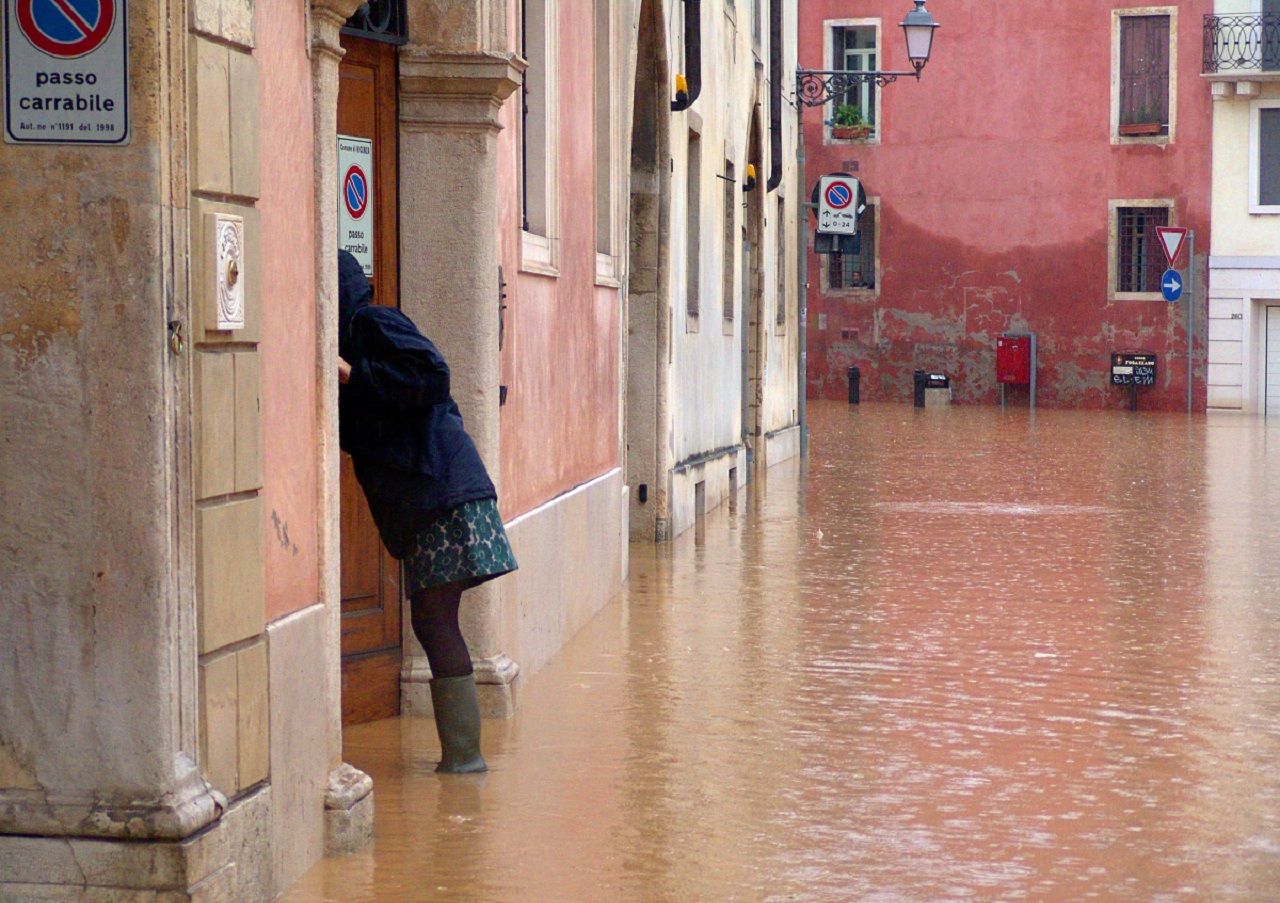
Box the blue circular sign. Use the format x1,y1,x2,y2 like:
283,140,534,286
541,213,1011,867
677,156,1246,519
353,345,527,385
1161,269,1183,303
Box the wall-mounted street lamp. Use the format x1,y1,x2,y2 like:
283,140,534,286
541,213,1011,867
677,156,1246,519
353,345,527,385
792,0,939,457
796,0,939,105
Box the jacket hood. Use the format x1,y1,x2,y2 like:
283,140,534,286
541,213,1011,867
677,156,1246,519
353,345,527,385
338,250,373,356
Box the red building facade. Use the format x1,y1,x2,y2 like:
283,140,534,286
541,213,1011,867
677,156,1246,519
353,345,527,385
801,2,1213,409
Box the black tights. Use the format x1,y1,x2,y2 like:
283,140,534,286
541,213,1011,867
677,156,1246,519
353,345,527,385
410,582,474,679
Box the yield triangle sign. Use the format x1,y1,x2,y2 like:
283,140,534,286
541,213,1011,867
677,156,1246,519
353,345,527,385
1155,227,1188,268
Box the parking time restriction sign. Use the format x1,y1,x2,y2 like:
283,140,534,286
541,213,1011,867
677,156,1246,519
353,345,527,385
3,0,129,144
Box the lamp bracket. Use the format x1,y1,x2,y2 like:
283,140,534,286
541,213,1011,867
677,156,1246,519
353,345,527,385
795,68,918,107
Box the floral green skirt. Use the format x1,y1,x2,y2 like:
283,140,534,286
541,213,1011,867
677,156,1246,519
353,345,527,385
403,498,518,593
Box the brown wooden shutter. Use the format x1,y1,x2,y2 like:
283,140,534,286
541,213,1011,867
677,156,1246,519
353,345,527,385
1119,16,1170,130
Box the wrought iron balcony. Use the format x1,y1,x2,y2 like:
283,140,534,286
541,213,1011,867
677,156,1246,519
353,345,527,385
1203,13,1280,76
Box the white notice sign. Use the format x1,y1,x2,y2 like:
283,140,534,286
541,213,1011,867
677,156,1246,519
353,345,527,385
818,176,860,236
3,0,129,144
338,135,374,277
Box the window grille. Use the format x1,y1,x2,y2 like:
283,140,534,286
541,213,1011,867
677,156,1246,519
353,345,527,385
722,162,736,322
828,206,876,291
776,197,786,327
687,132,702,321
342,0,408,44
1116,206,1169,293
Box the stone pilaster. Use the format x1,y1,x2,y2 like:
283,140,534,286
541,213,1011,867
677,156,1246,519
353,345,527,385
310,0,375,856
397,46,524,716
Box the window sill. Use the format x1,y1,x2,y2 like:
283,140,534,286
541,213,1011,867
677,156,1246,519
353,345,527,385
595,252,621,288
1112,133,1172,146
826,134,879,146
520,230,559,277
1249,205,1280,216
1111,291,1165,302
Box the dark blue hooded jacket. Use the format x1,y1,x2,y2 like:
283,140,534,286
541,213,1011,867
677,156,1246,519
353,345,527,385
337,251,496,558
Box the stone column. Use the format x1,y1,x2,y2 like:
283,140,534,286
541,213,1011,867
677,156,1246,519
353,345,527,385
311,0,375,852
396,33,524,717
0,0,226,893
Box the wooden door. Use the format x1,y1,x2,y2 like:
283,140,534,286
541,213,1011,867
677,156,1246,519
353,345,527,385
338,34,402,725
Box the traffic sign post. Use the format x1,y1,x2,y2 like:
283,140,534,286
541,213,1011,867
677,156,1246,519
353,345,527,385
1154,225,1196,413
3,0,129,144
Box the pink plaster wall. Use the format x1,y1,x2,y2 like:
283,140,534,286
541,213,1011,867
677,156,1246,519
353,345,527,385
801,1,1213,411
497,3,621,520
257,0,320,619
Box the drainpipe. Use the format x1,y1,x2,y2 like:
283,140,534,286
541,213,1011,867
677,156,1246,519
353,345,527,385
767,0,783,192
671,0,702,112
796,83,809,456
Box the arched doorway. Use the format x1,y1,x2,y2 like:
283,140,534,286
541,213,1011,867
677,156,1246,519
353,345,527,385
626,0,672,542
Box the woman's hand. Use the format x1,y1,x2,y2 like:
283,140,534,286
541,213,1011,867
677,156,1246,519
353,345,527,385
338,356,352,385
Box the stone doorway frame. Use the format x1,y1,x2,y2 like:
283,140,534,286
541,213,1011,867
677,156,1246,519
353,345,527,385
625,0,673,543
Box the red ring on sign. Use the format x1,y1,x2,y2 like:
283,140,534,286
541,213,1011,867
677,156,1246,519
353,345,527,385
344,166,369,219
16,0,115,59
825,183,853,209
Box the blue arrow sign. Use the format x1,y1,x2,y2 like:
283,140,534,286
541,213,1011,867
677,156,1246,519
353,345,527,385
1161,268,1183,303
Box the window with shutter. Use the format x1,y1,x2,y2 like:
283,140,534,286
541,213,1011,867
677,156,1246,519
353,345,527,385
1118,15,1170,137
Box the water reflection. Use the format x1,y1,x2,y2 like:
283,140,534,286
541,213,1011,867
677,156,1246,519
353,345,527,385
284,402,1280,901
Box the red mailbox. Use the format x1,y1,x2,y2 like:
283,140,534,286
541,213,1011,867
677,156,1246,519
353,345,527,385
996,335,1032,385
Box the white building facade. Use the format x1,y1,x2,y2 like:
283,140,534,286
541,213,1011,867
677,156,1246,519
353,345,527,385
625,0,803,543
1205,1,1280,414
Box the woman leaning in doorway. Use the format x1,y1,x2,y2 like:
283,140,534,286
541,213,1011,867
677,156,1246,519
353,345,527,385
336,250,516,774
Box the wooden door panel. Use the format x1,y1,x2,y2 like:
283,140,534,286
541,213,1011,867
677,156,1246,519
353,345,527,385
339,35,402,725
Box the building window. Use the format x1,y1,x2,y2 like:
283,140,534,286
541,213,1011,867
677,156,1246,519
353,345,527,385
722,161,736,324
594,0,613,257
1252,101,1280,213
776,197,787,330
1115,205,1169,294
1112,9,1176,142
521,0,558,268
831,25,878,137
827,204,877,291
686,130,702,327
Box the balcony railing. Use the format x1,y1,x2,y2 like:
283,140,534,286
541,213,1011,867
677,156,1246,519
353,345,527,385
1204,13,1280,75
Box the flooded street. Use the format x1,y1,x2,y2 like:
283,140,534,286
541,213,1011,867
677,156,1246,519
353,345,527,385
285,402,1280,901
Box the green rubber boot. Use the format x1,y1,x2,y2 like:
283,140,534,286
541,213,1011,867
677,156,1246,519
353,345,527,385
429,675,488,774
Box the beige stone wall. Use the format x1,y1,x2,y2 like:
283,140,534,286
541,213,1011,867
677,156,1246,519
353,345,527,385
1,0,358,893
0,0,222,845
187,0,269,812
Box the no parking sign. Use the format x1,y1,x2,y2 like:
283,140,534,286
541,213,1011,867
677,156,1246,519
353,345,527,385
818,175,862,236
3,0,129,144
338,135,374,276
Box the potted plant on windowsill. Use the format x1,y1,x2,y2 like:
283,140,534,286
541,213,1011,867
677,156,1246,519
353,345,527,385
831,104,873,140
1119,106,1163,136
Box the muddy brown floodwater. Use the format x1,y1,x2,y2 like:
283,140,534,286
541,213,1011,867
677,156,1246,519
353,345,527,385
284,402,1280,902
